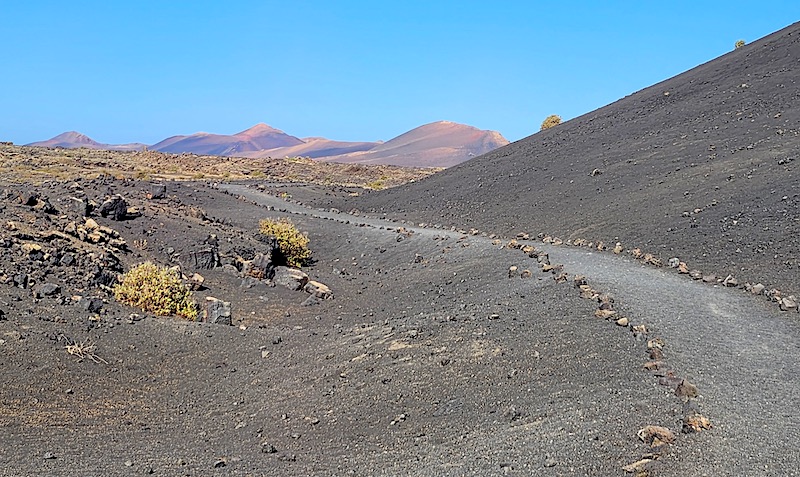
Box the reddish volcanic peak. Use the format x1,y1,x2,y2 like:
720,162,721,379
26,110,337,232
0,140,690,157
233,123,287,139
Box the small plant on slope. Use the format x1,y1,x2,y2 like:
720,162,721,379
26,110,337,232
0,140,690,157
259,218,312,267
114,262,199,320
541,114,562,130
735,39,746,49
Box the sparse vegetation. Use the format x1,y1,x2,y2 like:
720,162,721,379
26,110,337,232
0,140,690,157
365,176,389,190
114,262,199,320
541,115,562,130
259,218,312,267
735,39,746,49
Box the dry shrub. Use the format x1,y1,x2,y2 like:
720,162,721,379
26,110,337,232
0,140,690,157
541,114,562,130
113,262,198,320
259,218,311,267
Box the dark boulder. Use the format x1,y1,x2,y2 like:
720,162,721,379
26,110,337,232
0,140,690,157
35,283,61,298
99,195,128,221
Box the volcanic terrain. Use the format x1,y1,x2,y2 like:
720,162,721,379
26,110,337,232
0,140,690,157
1,20,799,477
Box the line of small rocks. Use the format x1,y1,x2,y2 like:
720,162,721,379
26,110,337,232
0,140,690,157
225,185,712,475
537,234,798,315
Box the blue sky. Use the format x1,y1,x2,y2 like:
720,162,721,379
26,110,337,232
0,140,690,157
2,1,798,145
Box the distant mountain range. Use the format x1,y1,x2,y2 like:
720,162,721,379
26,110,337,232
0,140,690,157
27,121,509,168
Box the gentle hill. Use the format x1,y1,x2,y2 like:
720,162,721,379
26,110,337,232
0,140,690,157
239,137,380,159
151,123,304,156
344,22,800,293
27,131,146,151
319,121,509,167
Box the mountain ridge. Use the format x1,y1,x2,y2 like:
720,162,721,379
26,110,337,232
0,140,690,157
27,120,509,168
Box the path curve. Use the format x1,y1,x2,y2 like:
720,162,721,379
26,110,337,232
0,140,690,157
221,183,800,475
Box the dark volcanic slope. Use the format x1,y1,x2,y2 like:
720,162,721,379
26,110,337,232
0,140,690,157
344,22,800,294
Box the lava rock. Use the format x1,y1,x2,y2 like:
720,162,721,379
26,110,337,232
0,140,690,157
273,267,309,291
99,195,128,221
35,283,61,298
205,297,232,325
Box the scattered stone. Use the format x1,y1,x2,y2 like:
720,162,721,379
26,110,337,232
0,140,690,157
682,413,712,433
188,273,205,291
543,456,557,468
304,280,333,299
689,270,703,280
616,317,630,326
213,459,226,468
678,262,690,274
413,253,424,263
35,283,61,298
701,274,716,283
508,265,518,278
553,272,568,283
573,275,587,287
79,297,104,313
675,379,699,400
644,254,662,266
643,361,665,371
187,247,220,270
613,242,623,254
637,425,675,447
630,248,643,259
622,458,653,473
722,275,738,287
647,338,664,350
43,452,56,460
579,285,597,300
648,348,664,360
261,442,278,454
747,282,766,295
98,195,128,221
668,257,680,268
520,269,532,279
537,253,550,265
246,249,277,280
188,207,207,220
148,183,167,200
13,273,29,289
595,309,616,319
780,296,797,311
69,197,90,217
658,374,683,388
205,297,232,325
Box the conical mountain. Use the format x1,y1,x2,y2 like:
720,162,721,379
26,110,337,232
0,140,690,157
347,22,800,292
27,131,146,151
317,121,509,167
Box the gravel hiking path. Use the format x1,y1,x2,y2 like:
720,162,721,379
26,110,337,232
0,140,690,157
224,183,800,476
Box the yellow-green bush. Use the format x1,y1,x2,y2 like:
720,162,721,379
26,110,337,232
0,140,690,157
541,114,562,130
113,262,199,320
735,39,746,49
259,218,311,267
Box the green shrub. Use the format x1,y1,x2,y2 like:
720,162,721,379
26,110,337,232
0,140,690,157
541,114,562,130
735,39,746,49
259,218,311,267
114,262,199,320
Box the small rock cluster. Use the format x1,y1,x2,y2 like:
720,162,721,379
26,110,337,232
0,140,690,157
536,233,798,316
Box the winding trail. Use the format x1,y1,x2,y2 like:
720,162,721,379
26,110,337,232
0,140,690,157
222,183,800,475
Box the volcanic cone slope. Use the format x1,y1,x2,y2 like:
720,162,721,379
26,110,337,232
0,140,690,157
345,21,800,294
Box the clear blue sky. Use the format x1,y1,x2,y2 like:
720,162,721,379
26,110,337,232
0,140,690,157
2,1,798,145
